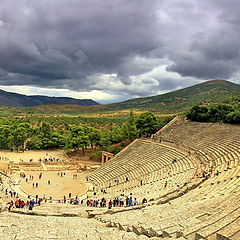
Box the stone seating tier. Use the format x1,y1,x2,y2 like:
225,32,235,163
93,121,240,239
89,140,196,186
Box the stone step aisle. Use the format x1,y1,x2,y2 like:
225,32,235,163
40,162,47,171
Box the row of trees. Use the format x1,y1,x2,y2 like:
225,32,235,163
0,121,31,151
0,111,165,154
28,115,127,128
61,111,162,154
186,102,240,124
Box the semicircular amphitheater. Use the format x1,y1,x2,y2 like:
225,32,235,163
0,117,239,240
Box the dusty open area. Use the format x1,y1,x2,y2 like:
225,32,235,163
17,170,88,200
0,149,98,200
0,149,70,163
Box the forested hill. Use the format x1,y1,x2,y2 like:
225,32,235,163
0,89,99,107
102,80,240,113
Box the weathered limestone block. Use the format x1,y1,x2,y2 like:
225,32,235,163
216,233,230,240
132,225,141,235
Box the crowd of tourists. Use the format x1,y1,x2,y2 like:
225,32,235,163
0,155,65,163
86,193,147,209
43,192,148,209
8,198,41,211
1,179,148,211
38,157,65,162
2,187,43,211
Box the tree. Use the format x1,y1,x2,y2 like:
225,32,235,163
13,122,31,151
65,126,90,154
88,129,101,148
208,104,234,122
186,105,209,122
7,134,15,151
40,122,52,138
224,111,240,124
122,110,138,140
27,122,65,150
187,104,235,122
135,112,159,137
99,130,111,150
0,126,11,149
111,125,125,143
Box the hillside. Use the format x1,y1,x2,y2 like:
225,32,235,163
103,80,240,113
0,89,99,107
0,80,239,115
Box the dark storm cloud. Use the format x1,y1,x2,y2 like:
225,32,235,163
0,0,161,91
165,1,240,80
0,0,239,98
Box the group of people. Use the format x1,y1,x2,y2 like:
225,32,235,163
8,198,41,211
38,157,65,162
86,193,147,209
0,156,10,161
69,195,84,205
5,189,18,198
2,184,148,212
58,172,66,177
19,172,53,189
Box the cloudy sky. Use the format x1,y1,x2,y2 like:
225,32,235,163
0,0,239,103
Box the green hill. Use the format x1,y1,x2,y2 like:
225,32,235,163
102,80,240,113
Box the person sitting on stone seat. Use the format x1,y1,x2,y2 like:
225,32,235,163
118,194,124,207
108,199,112,209
133,198,138,206
172,159,177,164
8,200,14,211
128,197,133,206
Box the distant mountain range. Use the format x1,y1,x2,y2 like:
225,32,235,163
0,80,239,114
0,89,99,107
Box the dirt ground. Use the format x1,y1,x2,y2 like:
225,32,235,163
0,150,97,200
0,149,101,165
17,170,88,200
0,149,70,163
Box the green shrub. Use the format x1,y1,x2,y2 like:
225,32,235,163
224,111,240,124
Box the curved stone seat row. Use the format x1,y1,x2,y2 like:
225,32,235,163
89,139,198,201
